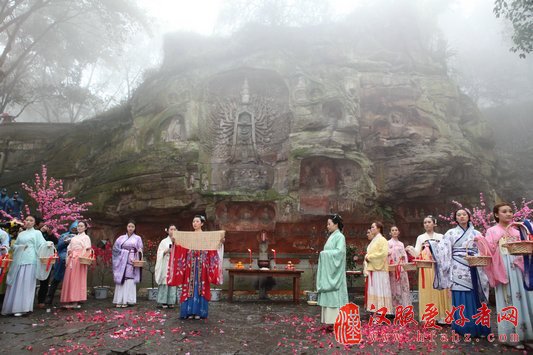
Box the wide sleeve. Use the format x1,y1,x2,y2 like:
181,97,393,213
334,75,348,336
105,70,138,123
167,245,188,287
316,232,346,292
412,235,424,257
207,250,221,285
33,231,47,258
480,228,509,287
366,237,388,264
112,236,128,284
137,235,143,252
83,234,92,250
155,238,169,285
112,236,123,262
399,241,408,261
429,231,453,290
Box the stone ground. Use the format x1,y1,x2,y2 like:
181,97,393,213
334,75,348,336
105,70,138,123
0,292,530,355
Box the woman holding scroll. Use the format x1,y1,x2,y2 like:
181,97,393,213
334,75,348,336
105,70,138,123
167,215,223,320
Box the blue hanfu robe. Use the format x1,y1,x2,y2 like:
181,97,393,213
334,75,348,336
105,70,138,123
429,223,490,337
1,227,46,315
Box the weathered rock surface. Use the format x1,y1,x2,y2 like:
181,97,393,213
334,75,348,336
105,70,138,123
0,25,499,258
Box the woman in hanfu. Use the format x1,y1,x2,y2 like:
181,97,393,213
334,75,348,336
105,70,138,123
0,219,22,297
155,224,178,309
2,215,46,316
316,214,348,325
429,209,490,337
60,221,91,308
363,229,371,309
168,215,223,319
387,226,412,310
365,221,393,315
45,221,76,309
406,216,451,322
480,203,533,349
112,220,143,308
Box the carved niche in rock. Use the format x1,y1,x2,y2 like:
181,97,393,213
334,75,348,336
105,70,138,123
364,107,440,148
214,201,276,231
299,157,363,215
161,115,185,142
218,165,272,191
202,69,290,191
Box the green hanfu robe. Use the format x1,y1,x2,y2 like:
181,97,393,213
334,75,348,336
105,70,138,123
316,229,349,324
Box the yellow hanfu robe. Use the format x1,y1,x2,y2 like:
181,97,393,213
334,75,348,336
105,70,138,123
412,232,451,322
365,233,393,314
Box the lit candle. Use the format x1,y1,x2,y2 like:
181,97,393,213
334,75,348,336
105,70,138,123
271,249,276,269
248,248,252,268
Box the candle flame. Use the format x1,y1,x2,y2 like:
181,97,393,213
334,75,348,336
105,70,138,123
247,248,251,252
271,249,275,252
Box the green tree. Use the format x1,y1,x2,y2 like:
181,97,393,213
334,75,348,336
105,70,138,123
0,0,149,121
494,0,533,58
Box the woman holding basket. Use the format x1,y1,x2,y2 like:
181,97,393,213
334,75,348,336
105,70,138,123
481,203,533,349
60,220,91,309
112,220,143,308
1,215,45,316
428,209,490,337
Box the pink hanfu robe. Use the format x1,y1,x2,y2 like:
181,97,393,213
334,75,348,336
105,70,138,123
60,233,91,303
388,238,412,310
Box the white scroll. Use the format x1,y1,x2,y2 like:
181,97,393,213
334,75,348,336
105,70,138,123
171,230,225,251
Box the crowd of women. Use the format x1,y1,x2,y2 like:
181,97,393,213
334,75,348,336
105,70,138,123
316,204,532,350
1,204,532,348
0,215,222,320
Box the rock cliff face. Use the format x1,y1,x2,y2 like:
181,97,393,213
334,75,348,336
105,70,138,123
0,26,497,267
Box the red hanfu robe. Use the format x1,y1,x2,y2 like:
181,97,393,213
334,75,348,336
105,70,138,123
167,245,221,302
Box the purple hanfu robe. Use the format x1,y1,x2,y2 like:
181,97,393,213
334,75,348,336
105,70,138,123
112,233,143,285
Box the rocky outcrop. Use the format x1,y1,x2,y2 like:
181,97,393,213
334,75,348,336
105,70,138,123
0,25,498,257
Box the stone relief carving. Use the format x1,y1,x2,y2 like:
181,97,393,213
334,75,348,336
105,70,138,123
208,79,276,163
203,70,291,191
201,173,209,191
161,115,185,142
215,202,276,231
299,157,365,214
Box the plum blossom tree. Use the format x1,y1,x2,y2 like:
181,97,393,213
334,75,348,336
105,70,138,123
439,192,533,234
1,165,92,236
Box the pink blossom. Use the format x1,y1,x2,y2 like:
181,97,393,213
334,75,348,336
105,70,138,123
15,165,92,236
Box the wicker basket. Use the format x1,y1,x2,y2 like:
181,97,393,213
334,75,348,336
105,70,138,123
79,249,95,265
464,240,492,267
401,262,417,271
40,246,58,265
503,241,533,255
389,262,417,272
40,255,58,265
414,259,435,269
502,222,533,255
132,250,145,268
